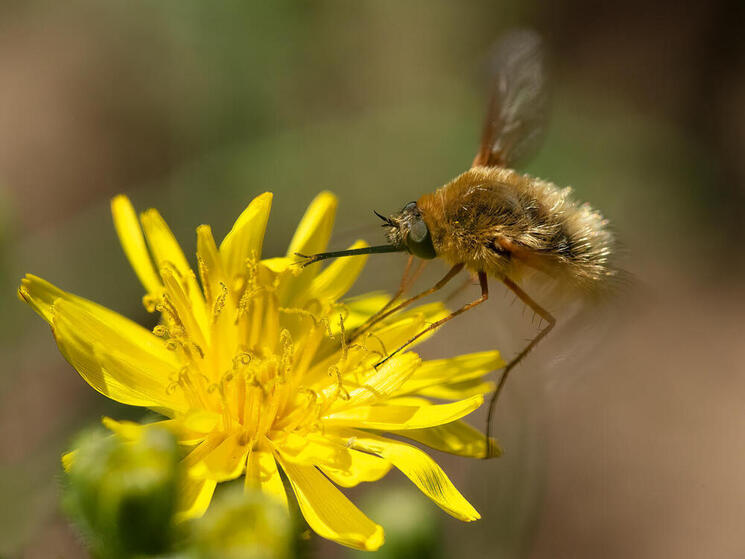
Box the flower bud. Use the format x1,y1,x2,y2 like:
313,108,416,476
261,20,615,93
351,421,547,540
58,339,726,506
63,426,179,558
191,486,291,559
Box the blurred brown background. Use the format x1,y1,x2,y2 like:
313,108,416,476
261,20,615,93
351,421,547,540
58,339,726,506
1,1,744,557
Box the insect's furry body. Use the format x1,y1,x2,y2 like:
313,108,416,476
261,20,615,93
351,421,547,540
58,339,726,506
412,166,615,291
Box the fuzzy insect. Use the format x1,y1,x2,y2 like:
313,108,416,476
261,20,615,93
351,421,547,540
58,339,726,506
298,30,616,457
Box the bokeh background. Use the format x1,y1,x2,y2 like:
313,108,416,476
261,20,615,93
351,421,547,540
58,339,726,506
2,1,744,557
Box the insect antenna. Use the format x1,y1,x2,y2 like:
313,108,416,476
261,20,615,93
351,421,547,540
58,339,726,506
373,210,395,227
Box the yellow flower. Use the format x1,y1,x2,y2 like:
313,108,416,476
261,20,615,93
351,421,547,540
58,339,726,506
19,192,504,551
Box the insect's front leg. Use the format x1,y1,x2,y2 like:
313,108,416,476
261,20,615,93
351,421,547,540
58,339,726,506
347,255,422,342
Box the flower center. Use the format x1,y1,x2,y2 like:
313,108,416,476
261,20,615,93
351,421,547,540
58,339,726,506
154,259,360,445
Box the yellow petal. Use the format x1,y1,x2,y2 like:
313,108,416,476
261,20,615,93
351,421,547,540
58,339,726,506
399,351,504,396
417,379,495,400
175,476,217,523
306,316,430,388
196,225,227,300
261,257,294,274
286,191,337,257
330,352,421,410
324,394,483,430
18,274,64,324
279,458,384,551
160,267,209,348
383,396,433,407
111,195,162,295
279,433,358,475
246,450,289,512
393,421,502,458
103,415,208,447
61,450,77,472
50,298,187,413
139,208,207,325
139,208,192,275
320,448,391,488
181,410,222,434
343,292,391,315
101,416,148,440
19,274,173,354
219,192,273,288
175,435,223,522
19,276,171,358
190,432,250,482
280,192,338,305
299,240,369,303
341,292,391,331
350,302,449,357
340,429,480,521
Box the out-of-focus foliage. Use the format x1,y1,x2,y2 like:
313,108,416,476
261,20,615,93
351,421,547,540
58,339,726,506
349,485,443,559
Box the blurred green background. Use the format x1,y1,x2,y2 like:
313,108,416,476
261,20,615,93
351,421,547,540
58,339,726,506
2,1,744,557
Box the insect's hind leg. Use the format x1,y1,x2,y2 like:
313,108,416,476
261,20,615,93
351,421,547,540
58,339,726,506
485,276,555,458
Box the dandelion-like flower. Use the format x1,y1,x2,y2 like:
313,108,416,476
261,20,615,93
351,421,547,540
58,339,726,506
19,192,504,550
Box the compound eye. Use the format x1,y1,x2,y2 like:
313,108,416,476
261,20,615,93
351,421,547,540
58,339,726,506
402,201,417,212
406,217,436,259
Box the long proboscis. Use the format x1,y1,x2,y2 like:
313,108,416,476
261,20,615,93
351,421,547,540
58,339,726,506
295,244,405,267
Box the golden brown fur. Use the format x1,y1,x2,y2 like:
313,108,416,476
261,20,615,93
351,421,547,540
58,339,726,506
416,166,615,292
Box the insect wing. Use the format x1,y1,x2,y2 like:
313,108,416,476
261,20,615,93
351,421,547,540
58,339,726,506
472,30,548,169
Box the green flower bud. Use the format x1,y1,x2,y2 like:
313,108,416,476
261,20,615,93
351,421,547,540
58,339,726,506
63,426,179,559
191,487,291,559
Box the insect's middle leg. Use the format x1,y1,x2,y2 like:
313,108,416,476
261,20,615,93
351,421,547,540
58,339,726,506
444,272,479,304
484,276,555,458
350,262,463,343
374,271,488,368
350,255,426,336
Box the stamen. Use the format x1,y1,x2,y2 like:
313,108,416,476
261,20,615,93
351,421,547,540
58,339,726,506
212,281,228,323
279,330,294,381
142,294,159,313
156,296,185,332
278,307,323,326
277,388,320,433
197,255,211,306
237,283,253,313
364,332,388,357
245,257,258,290
337,313,349,362
328,365,350,401
300,387,319,405
233,352,252,369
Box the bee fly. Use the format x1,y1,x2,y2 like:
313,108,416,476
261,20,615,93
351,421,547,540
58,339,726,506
297,30,616,457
